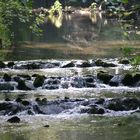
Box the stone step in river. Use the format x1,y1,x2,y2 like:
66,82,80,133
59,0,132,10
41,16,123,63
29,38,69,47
0,59,139,124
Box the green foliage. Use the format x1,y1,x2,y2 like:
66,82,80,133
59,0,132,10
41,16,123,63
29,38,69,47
121,47,140,70
49,0,62,15
131,56,140,67
90,2,97,11
0,0,44,47
121,47,134,57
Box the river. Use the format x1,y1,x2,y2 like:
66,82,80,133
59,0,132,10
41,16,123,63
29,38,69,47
0,12,140,140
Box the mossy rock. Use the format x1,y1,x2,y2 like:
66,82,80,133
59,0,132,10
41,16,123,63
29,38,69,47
7,62,15,68
133,73,140,83
119,59,130,64
97,71,113,84
122,73,134,86
33,75,45,87
3,73,11,82
122,98,140,110
107,103,124,111
95,59,116,67
77,61,91,67
15,97,22,102
0,61,6,68
22,100,30,106
81,105,105,114
26,63,40,69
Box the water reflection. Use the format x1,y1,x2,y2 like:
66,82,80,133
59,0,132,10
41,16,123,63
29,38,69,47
0,12,140,60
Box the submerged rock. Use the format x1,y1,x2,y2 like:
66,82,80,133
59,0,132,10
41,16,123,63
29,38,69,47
7,116,20,123
44,124,50,128
71,76,85,88
26,63,40,69
86,82,96,88
44,85,59,90
0,83,14,90
109,75,122,87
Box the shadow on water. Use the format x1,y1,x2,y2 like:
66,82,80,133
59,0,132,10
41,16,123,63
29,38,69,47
1,12,140,61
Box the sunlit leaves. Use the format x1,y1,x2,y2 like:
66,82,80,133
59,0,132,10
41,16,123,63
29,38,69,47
0,0,44,47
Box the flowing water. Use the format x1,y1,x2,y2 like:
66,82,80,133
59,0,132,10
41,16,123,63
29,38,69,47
0,12,140,140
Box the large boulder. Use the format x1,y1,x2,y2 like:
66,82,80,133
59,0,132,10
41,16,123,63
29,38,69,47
17,79,31,90
105,98,140,111
122,73,134,86
0,61,6,68
105,99,125,111
33,75,45,87
122,98,140,110
133,73,140,83
7,62,15,68
97,71,113,84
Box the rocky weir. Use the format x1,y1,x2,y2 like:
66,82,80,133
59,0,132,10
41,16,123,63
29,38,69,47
1,97,140,117
0,58,139,123
0,71,139,91
0,59,139,91
0,58,131,69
